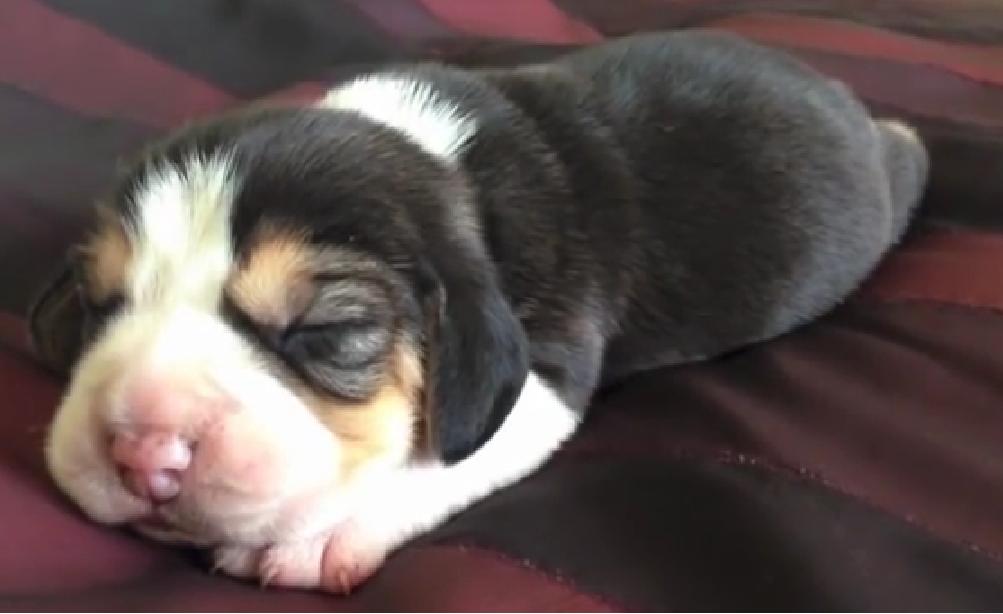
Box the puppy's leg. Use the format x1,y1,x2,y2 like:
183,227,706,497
214,372,580,593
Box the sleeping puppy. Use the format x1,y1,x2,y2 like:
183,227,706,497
29,30,928,593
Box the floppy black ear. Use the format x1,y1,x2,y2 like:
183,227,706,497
421,266,530,464
28,254,87,377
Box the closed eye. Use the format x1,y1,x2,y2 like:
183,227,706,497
281,319,388,369
220,293,390,396
84,291,126,320
222,259,398,400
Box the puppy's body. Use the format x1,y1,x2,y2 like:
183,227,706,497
328,30,927,447
391,32,926,391
32,31,927,591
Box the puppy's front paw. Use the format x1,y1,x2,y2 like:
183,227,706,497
212,518,391,594
317,519,390,594
213,543,261,580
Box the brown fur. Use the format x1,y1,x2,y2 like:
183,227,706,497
228,228,315,328
79,208,131,303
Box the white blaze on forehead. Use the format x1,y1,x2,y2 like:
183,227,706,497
320,75,477,162
126,153,238,309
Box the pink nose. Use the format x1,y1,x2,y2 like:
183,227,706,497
112,432,192,503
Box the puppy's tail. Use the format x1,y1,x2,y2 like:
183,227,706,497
874,118,930,241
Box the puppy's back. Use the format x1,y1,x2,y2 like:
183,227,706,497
484,31,928,377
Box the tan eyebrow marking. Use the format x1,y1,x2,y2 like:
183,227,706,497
228,227,315,329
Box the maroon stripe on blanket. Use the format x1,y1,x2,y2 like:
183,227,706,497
860,228,1003,311
0,462,171,595
6,545,616,611
43,0,405,99
0,0,234,128
0,344,67,483
344,0,454,42
419,0,603,44
783,47,1003,128
708,13,1003,87
570,300,1003,558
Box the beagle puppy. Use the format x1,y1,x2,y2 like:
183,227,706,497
29,30,928,593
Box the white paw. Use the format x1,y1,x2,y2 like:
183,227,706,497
211,517,392,594
212,543,262,580
259,536,328,589
317,518,390,594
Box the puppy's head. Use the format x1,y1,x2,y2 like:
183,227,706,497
29,105,528,546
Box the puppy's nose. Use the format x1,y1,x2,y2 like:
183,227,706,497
112,432,192,503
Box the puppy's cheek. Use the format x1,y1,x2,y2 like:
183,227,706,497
187,369,345,527
46,390,151,524
190,410,332,501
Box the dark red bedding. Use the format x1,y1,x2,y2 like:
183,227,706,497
3,1,1003,610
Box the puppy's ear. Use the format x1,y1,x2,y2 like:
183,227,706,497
28,253,87,376
420,265,529,464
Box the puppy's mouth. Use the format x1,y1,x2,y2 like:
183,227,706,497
119,480,314,549
120,487,249,547
131,511,212,547
125,491,247,548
